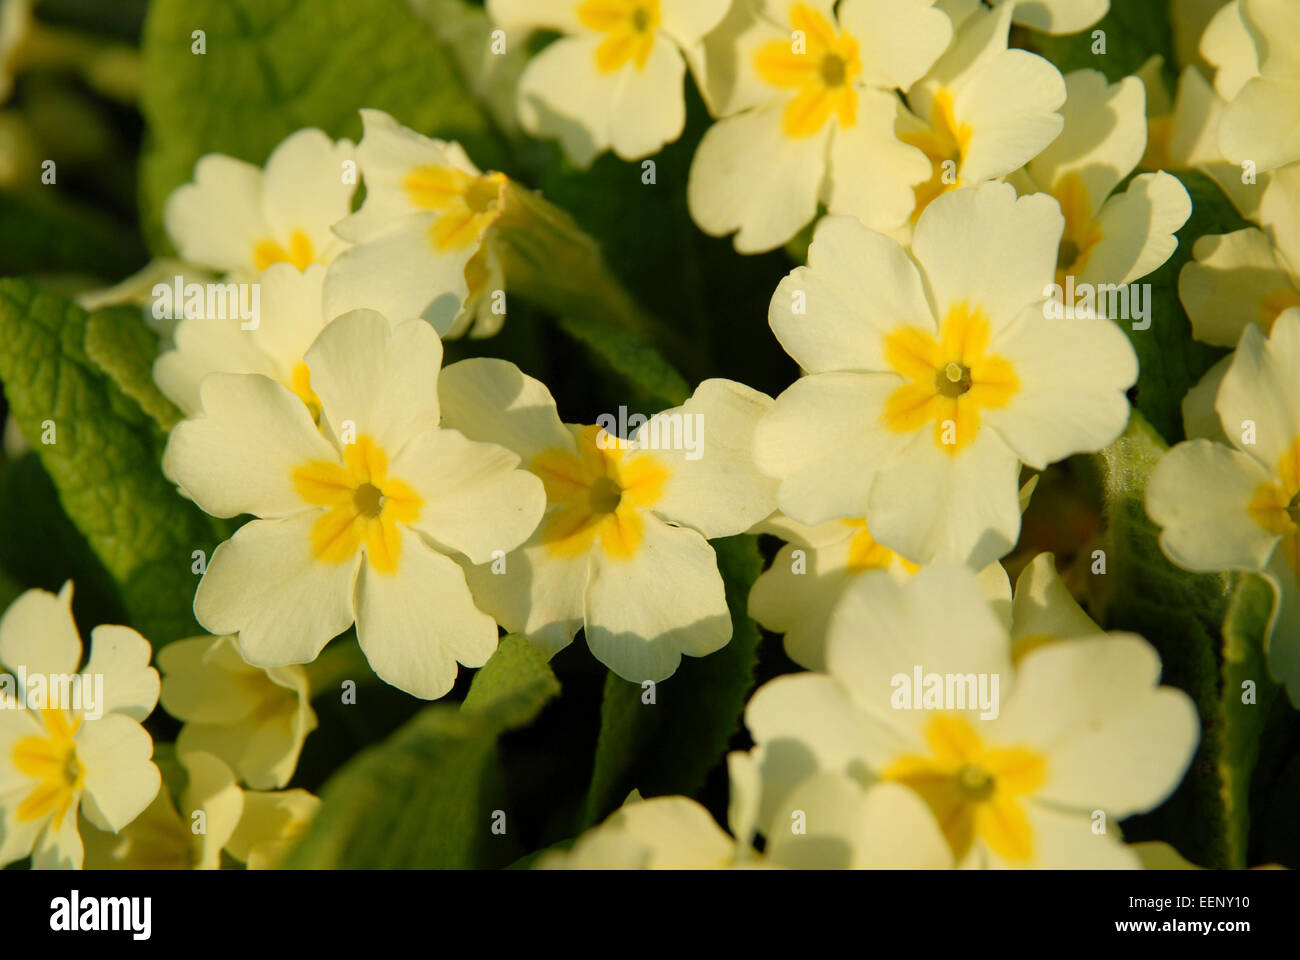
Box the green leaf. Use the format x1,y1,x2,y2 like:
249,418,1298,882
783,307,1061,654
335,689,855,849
0,279,223,646
1080,412,1275,867
138,0,503,250
582,534,763,826
1116,170,1249,444
1217,573,1280,867
84,305,182,429
283,636,559,868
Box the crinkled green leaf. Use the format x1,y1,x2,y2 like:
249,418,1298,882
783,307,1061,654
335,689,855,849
0,279,222,645
283,636,559,868
85,305,182,429
582,534,763,826
139,0,503,250
1218,573,1280,866
1081,412,1275,868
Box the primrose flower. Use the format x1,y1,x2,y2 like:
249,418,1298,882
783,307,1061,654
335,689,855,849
540,792,746,869
324,109,509,338
542,755,950,868
224,787,319,869
747,512,1017,670
753,184,1137,568
158,635,316,790
82,750,242,870
1007,552,1103,661
1179,167,1300,348
744,565,1199,868
1147,309,1300,703
487,0,730,166
1015,69,1191,293
438,358,777,681
153,263,333,418
162,311,547,700
1214,0,1300,171
164,128,356,279
891,0,1066,232
687,0,952,252
0,583,160,869
81,750,319,870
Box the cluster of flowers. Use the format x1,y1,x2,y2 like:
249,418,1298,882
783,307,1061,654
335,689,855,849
2,0,1296,869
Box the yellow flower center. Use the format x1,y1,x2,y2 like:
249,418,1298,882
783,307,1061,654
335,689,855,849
402,166,508,254
579,0,662,73
881,302,1019,454
292,435,423,574
12,709,84,828
899,88,973,220
754,2,862,138
842,518,920,574
883,714,1046,863
1248,438,1300,588
529,424,669,561
1052,173,1104,288
252,229,318,272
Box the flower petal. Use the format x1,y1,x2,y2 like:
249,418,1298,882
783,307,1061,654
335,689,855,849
355,528,497,699
163,372,338,518
394,427,545,565
769,215,935,374
0,582,81,678
583,514,730,682
78,713,160,833
195,513,361,668
305,311,443,453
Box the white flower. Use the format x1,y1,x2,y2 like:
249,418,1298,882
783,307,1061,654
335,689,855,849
164,128,356,279
753,184,1137,567
890,0,1066,236
153,263,332,417
1147,308,1300,703
224,787,319,869
81,750,318,870
437,358,777,681
1179,167,1300,348
1007,552,1103,661
748,512,1015,670
1015,69,1191,292
162,310,547,699
744,565,1199,868
487,0,730,166
1214,0,1300,171
986,0,1108,35
158,635,316,790
541,755,950,868
0,583,160,869
82,750,242,870
324,109,508,338
540,793,744,869
687,0,951,252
